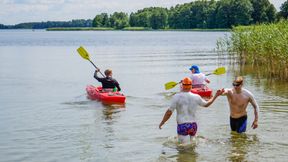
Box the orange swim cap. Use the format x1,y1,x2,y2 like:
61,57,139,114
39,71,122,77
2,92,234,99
182,77,192,90
182,77,192,86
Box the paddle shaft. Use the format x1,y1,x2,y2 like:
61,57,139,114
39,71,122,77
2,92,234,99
89,60,105,77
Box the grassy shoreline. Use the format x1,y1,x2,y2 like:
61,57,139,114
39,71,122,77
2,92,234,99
46,27,230,32
217,20,288,80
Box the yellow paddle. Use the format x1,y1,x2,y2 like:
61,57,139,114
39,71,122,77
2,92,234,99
205,67,226,76
77,46,105,77
165,81,180,90
164,67,226,90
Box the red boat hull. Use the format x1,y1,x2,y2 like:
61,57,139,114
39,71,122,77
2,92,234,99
86,85,126,104
191,87,213,97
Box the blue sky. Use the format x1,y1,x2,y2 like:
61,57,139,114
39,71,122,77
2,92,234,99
0,0,286,25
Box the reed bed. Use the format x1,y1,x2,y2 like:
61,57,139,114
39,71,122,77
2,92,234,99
217,20,288,81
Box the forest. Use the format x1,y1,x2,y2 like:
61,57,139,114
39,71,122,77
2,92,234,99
1,0,288,29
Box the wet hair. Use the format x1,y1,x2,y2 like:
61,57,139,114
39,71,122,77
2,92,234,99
233,76,243,84
104,69,112,76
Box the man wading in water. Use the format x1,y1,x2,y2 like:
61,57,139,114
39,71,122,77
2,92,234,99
159,77,223,144
221,76,259,133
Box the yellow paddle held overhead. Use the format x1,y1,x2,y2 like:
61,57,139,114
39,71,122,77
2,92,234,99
164,67,226,90
77,46,90,60
76,46,105,77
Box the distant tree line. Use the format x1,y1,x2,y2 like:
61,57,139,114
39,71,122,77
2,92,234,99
1,0,288,29
0,19,92,29
93,0,287,29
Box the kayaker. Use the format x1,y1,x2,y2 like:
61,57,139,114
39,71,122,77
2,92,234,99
221,76,259,133
94,68,121,92
189,65,210,88
159,77,223,145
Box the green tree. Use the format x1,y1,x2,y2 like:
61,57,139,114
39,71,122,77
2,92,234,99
136,11,151,27
206,0,218,28
0,24,7,29
279,0,288,19
266,4,277,22
150,8,168,29
215,0,253,28
110,12,129,29
93,15,103,27
215,0,233,28
189,0,217,28
129,13,137,27
169,4,193,29
102,13,110,27
93,13,109,27
250,0,276,23
231,0,253,26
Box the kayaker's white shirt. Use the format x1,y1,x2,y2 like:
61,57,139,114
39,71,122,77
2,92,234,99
190,73,208,85
169,92,207,124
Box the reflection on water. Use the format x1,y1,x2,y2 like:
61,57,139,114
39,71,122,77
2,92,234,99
1,31,288,162
101,103,126,120
159,132,261,162
159,136,212,162
229,63,288,98
227,132,259,162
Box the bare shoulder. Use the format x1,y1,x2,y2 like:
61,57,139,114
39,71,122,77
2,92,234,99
224,88,233,95
242,88,255,98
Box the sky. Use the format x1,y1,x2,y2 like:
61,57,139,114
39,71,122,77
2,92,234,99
0,0,286,25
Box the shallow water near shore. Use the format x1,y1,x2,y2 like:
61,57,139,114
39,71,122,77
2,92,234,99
0,30,287,161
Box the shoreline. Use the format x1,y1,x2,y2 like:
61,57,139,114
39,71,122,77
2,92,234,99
45,27,230,32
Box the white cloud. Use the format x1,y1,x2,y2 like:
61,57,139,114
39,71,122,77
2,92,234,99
0,0,286,25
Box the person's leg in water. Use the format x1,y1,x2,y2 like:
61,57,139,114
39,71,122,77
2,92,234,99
230,115,247,133
177,122,197,144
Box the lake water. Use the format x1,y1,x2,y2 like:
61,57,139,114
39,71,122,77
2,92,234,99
0,30,287,162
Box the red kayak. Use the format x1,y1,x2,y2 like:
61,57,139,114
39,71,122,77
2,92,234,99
191,87,212,97
86,85,126,104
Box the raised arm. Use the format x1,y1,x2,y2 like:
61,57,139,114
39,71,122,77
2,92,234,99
203,89,224,107
94,69,103,81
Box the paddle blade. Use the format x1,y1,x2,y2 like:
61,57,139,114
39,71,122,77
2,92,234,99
77,46,90,60
165,81,178,90
212,67,226,75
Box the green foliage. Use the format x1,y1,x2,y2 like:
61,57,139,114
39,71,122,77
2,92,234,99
215,0,253,28
169,3,193,29
150,8,168,29
110,12,129,29
122,27,152,31
217,20,288,80
46,27,113,31
11,19,92,29
129,7,168,29
251,0,276,23
92,13,109,27
0,23,8,29
279,0,288,19
1,0,286,29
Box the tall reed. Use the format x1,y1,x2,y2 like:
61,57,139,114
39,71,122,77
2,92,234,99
217,20,288,81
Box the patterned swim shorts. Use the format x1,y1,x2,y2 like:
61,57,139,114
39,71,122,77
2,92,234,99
177,122,197,136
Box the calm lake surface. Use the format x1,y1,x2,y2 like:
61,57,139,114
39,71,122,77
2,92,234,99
0,30,287,162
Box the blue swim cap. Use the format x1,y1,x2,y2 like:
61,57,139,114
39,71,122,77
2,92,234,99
189,65,200,73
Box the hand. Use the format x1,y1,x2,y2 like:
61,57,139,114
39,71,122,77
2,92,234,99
159,123,163,129
251,120,258,129
215,88,224,96
95,68,100,72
